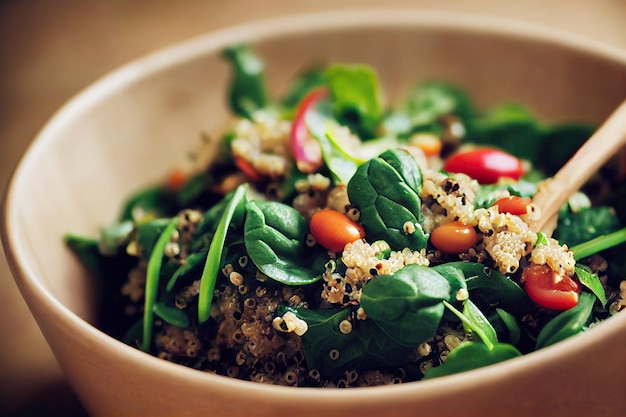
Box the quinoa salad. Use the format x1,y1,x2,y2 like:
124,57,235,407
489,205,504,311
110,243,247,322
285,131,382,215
66,45,626,387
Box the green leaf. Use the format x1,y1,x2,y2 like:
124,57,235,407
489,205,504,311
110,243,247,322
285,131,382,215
99,220,134,256
390,81,474,136
569,227,626,260
535,292,595,349
555,206,621,247
492,308,521,345
467,103,541,163
360,264,451,346
136,218,173,259
166,251,207,292
222,45,268,119
462,299,498,347
118,186,178,222
198,184,248,323
326,64,382,139
280,66,327,110
153,302,190,328
538,123,594,176
443,262,527,308
347,150,428,251
142,219,178,352
575,265,607,307
423,341,521,379
244,200,324,285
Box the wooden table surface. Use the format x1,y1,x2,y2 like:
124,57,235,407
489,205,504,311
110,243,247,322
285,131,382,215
1,1,624,415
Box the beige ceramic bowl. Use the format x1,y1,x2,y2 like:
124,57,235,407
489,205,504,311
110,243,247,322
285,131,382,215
3,10,626,417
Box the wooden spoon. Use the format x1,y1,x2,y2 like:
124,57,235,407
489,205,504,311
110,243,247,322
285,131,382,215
531,99,626,234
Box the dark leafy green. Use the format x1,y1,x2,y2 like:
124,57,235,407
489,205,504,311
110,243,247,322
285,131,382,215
326,64,382,139
347,149,428,250
535,292,595,349
423,341,521,379
198,184,248,323
575,265,607,307
360,264,451,347
555,206,620,247
244,200,324,285
222,45,268,119
153,302,190,328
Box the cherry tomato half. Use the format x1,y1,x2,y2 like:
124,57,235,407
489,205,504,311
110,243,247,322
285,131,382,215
166,168,188,191
521,264,580,310
493,195,531,215
430,222,479,254
443,148,524,184
310,209,365,253
290,88,327,173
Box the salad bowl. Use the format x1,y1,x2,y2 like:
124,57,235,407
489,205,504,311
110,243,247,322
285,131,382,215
2,10,626,417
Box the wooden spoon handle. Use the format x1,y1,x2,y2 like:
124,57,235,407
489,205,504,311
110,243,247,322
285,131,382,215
532,100,626,234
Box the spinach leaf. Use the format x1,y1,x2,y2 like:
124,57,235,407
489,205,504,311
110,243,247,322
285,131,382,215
423,341,521,379
575,265,607,307
538,123,594,176
166,251,207,292
142,219,178,352
443,299,497,348
386,81,474,136
222,45,268,119
467,103,542,163
360,264,451,346
430,263,468,302
491,308,521,345
280,66,327,110
118,186,178,222
136,218,173,258
283,307,364,376
99,220,134,256
442,262,527,308
326,64,382,139
554,206,620,247
198,184,248,323
244,200,324,285
535,292,595,349
347,150,428,251
153,302,190,328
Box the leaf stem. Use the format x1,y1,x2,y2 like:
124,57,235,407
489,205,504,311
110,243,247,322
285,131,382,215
570,227,626,260
198,184,248,323
141,220,178,352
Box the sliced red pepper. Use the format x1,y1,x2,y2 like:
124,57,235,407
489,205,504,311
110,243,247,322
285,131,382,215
290,88,327,173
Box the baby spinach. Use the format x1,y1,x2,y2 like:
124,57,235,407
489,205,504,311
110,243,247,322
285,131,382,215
491,308,522,345
99,220,134,256
385,81,474,136
347,149,428,251
142,219,178,352
244,200,324,285
467,103,542,163
442,262,527,308
136,218,174,258
575,265,607,307
222,45,268,119
555,206,621,248
423,341,521,379
424,299,521,379
360,264,452,347
118,185,179,222
153,302,190,329
326,64,382,139
198,184,248,323
165,251,207,292
280,66,327,110
535,292,595,349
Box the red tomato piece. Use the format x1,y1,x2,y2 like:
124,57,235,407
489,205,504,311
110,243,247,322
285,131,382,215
290,88,327,173
430,222,479,254
521,264,580,310
166,168,188,191
443,148,524,184
309,209,365,253
493,195,532,215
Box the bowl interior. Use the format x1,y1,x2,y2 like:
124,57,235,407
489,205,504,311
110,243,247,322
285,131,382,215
3,10,626,417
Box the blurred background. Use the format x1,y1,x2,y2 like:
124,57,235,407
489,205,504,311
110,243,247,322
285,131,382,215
1,1,624,416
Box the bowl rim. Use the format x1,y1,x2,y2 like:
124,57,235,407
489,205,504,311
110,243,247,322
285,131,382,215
3,8,626,403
